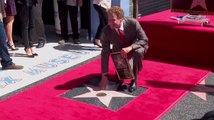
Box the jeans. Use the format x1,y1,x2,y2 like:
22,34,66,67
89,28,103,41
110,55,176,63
0,21,13,68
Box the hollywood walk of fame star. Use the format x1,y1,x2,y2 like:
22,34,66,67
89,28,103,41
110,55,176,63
73,84,135,107
191,79,214,101
190,0,207,10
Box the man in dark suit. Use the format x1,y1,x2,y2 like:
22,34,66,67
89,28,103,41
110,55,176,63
100,6,148,92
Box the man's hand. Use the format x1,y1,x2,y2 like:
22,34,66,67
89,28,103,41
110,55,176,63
120,46,133,58
99,75,109,90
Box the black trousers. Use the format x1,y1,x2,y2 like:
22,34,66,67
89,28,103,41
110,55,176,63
33,0,46,42
16,4,35,48
93,4,108,40
57,1,79,40
129,47,145,82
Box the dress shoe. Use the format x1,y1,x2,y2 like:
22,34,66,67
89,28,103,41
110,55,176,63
129,82,137,92
36,40,45,48
2,63,23,70
24,48,35,58
117,83,128,91
93,40,102,48
73,39,80,44
30,48,38,56
32,53,38,56
7,42,19,51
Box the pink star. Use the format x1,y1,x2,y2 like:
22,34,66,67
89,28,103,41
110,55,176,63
190,0,208,10
191,80,214,101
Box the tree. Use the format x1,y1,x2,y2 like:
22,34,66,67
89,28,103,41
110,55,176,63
133,0,138,18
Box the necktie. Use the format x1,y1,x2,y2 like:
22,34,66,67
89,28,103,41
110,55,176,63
117,29,133,59
117,29,128,46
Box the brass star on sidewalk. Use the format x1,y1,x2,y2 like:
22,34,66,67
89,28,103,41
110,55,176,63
73,85,135,107
190,0,207,10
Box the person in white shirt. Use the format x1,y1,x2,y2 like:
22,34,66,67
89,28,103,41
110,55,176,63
93,0,111,48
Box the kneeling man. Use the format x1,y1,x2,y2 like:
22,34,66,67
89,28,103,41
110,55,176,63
100,6,149,92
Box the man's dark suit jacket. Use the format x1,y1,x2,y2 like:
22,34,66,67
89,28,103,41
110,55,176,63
101,17,149,73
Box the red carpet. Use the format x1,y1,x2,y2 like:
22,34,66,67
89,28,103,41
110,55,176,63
0,59,210,120
138,10,214,69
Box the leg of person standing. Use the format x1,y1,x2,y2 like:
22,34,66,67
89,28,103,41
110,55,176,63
0,20,13,68
4,0,19,51
28,6,38,56
93,4,108,48
16,3,36,57
34,0,46,48
57,0,68,44
68,5,80,44
0,20,23,70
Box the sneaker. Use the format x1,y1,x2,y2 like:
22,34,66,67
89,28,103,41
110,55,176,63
73,39,80,44
58,39,66,44
2,63,24,70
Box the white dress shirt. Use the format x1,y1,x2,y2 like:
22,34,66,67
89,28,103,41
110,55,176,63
115,20,125,34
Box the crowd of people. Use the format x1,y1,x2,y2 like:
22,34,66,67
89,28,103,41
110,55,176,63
0,0,149,92
0,0,83,58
